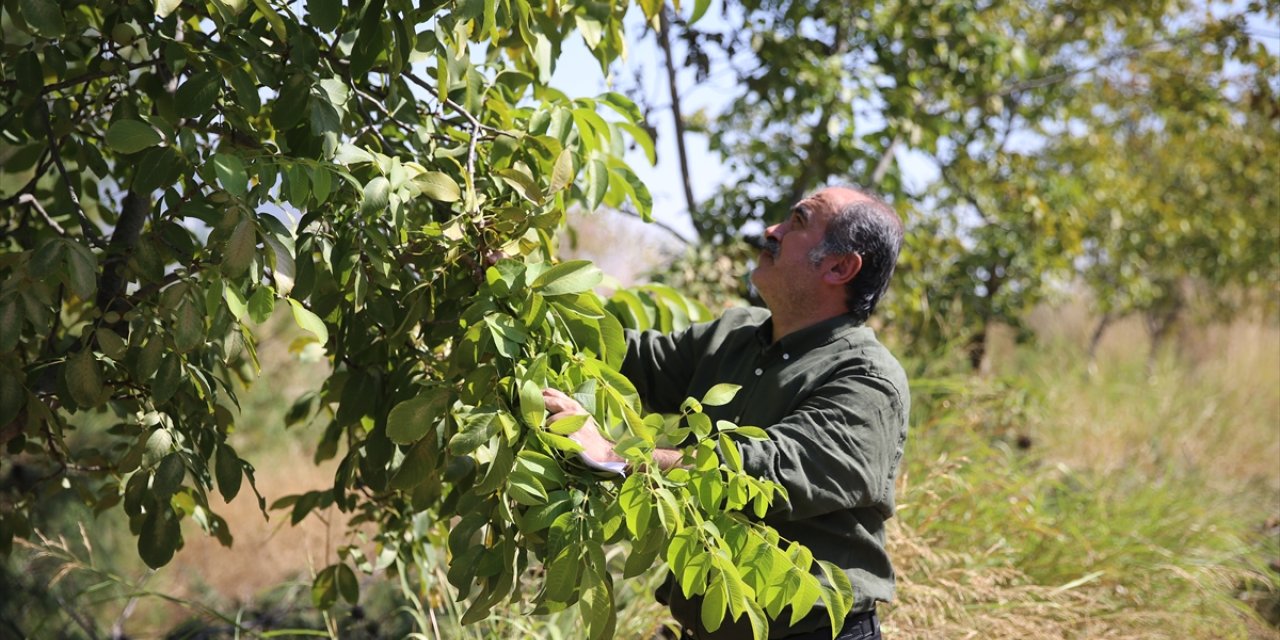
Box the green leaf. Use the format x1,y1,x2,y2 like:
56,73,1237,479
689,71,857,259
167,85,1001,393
212,152,248,196
173,300,204,353
580,564,617,640
152,354,183,404
618,473,652,538
310,167,334,204
449,410,499,454
496,167,544,204
216,444,243,501
262,232,295,295
690,0,712,24
152,453,185,498
106,120,163,155
63,241,98,300
532,260,602,296
575,12,604,49
623,525,665,578
307,0,340,31
544,548,579,603
337,563,359,604
507,467,548,505
361,176,390,215
21,0,65,37
139,502,180,569
105,329,144,367
518,378,545,427
585,158,610,211
549,148,574,193
0,298,22,352
720,434,742,472
175,72,222,119
789,571,823,626
412,171,461,202
702,383,741,407
386,388,450,444
312,565,338,609
212,0,247,15
701,574,728,633
65,349,103,409
547,413,588,435
247,287,275,323
288,299,328,344
0,368,27,428
249,0,288,41
222,219,256,277
816,559,854,630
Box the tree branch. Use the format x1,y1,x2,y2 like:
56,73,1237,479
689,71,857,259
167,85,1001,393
41,103,104,249
658,9,703,239
868,134,901,187
615,205,693,245
18,194,69,236
96,190,150,335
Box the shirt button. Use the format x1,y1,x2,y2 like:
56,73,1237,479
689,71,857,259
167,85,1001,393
754,368,763,376
783,353,790,360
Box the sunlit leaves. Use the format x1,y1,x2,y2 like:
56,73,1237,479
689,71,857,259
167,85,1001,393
0,0,865,632
533,260,603,296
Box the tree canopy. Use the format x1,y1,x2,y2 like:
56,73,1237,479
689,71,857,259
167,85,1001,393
0,0,858,637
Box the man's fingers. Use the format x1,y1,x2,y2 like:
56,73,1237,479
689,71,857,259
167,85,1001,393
542,388,586,415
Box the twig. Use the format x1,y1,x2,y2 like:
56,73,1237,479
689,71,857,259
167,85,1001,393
351,86,419,135
19,194,69,236
869,134,901,187
24,57,163,95
615,205,694,245
41,103,105,248
402,71,516,138
465,122,479,191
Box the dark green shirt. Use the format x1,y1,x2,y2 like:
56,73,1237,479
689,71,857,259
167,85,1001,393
622,306,909,634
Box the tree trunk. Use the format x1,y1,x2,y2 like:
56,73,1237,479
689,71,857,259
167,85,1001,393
1087,312,1114,368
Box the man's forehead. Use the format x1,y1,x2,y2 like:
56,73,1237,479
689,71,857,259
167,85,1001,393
796,187,866,216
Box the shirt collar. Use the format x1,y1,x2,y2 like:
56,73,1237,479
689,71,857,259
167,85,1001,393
754,312,867,355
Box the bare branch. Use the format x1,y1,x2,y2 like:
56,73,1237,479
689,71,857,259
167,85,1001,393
869,135,901,187
615,205,694,246
18,194,69,236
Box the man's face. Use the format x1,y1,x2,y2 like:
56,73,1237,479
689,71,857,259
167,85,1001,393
751,189,847,310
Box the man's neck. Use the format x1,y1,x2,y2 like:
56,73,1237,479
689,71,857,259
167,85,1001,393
768,306,850,343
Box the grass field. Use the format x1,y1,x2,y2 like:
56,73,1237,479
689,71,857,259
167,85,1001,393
3,299,1277,639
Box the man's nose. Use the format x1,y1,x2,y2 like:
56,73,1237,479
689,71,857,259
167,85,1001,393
765,222,785,240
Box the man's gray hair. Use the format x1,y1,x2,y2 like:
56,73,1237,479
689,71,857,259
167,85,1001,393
807,187,904,324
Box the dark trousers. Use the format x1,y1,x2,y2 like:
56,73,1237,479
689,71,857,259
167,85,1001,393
785,610,880,640
677,610,880,640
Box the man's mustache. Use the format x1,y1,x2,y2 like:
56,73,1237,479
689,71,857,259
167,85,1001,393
744,234,779,257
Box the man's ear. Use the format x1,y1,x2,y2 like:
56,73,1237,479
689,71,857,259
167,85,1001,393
824,253,862,286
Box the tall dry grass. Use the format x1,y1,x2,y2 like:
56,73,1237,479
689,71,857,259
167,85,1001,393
885,301,1280,639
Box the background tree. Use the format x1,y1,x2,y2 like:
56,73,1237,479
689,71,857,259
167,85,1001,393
640,0,1277,367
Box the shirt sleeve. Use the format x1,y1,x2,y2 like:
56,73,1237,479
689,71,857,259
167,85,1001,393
734,370,907,521
621,323,706,414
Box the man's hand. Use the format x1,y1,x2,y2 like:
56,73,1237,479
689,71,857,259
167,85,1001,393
542,388,625,468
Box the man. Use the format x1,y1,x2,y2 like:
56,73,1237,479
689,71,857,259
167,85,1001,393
544,186,909,639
